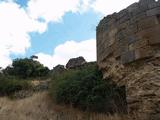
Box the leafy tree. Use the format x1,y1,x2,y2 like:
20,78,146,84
30,55,38,59
4,58,49,79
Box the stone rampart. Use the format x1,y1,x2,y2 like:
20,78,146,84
97,0,160,119
97,0,160,66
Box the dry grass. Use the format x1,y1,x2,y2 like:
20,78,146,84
0,92,55,120
0,92,131,120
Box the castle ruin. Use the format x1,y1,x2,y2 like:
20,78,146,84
97,0,160,119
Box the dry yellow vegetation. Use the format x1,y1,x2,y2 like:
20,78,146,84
0,92,131,120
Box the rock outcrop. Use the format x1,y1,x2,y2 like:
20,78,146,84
66,56,86,69
97,0,160,119
52,65,66,74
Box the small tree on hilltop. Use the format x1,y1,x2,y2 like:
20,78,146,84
4,57,49,79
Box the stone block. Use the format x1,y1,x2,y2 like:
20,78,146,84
103,25,109,32
131,12,147,25
114,49,121,58
137,25,160,45
97,40,104,49
134,38,149,49
118,15,130,24
137,25,159,37
108,29,117,46
139,0,155,10
128,23,138,34
149,2,159,9
116,29,128,41
125,29,135,37
127,36,137,44
135,46,153,59
129,43,135,51
118,9,129,20
128,3,139,13
121,51,135,64
148,33,160,45
108,38,115,47
102,31,108,40
157,14,160,23
118,21,129,30
121,45,129,55
137,16,158,31
113,42,121,58
104,45,114,58
139,0,152,12
107,18,117,27
147,7,160,16
139,0,155,4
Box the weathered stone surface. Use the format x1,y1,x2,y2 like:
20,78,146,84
134,35,148,49
121,51,135,64
147,26,160,45
135,46,154,59
97,0,160,64
124,58,160,119
97,0,160,119
137,16,158,31
66,56,86,69
147,7,160,16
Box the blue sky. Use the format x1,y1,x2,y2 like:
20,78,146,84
0,0,139,69
15,0,27,7
27,11,100,56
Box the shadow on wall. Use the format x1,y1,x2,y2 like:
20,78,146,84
104,82,128,114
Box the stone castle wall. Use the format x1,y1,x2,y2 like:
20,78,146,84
97,0,160,66
97,0,160,119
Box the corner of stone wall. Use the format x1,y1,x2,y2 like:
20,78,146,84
97,0,160,119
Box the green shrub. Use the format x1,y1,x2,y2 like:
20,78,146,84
0,75,31,96
50,64,126,113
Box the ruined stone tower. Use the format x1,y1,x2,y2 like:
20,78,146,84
97,0,160,119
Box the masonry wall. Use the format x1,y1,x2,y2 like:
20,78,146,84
97,0,160,119
97,0,160,66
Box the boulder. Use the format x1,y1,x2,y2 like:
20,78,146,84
66,56,86,69
53,65,66,74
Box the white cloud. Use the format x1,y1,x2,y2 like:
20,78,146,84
0,0,140,68
36,39,96,69
27,0,89,23
0,0,93,68
27,0,140,20
0,1,47,68
92,0,139,15
0,51,12,68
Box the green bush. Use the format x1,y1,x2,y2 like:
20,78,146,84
0,75,31,96
50,64,125,113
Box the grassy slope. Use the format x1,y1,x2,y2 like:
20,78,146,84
0,92,130,120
